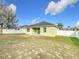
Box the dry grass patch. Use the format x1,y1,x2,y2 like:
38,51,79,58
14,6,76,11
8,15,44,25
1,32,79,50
0,34,31,40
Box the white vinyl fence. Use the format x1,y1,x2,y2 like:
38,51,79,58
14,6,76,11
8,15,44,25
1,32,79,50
0,29,25,34
0,29,79,39
57,30,79,39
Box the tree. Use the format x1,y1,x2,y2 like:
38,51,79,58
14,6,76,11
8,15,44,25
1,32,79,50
67,26,71,30
0,23,3,35
56,23,63,30
0,0,18,34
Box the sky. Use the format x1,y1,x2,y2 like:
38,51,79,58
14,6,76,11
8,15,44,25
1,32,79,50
5,0,79,28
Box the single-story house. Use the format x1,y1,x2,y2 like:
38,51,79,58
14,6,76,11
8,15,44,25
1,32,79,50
23,21,58,37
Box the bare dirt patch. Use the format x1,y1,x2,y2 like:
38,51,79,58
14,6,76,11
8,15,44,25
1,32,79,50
0,35,79,59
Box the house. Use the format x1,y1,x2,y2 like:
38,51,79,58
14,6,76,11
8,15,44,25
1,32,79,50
23,21,58,37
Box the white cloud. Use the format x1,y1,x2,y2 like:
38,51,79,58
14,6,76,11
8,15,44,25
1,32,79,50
32,18,40,24
45,0,78,15
75,20,79,28
9,4,16,15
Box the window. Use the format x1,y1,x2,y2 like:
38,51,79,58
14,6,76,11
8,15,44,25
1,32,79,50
43,27,46,32
27,28,30,32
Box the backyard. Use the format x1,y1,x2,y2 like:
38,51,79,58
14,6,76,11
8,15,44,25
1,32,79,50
0,35,79,59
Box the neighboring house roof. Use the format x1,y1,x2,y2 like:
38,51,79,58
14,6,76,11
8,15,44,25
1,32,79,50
30,21,56,27
20,25,29,28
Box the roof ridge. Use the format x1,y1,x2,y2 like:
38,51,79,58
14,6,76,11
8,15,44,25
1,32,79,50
30,21,55,27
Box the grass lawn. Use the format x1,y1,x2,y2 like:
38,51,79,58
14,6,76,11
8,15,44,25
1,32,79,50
53,36,79,46
0,35,79,59
0,35,79,46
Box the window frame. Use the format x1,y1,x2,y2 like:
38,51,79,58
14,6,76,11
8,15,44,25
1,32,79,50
43,27,46,32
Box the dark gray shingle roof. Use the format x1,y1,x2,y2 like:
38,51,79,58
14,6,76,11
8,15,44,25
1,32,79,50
30,21,55,27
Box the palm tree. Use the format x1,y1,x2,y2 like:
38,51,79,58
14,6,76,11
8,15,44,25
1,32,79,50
56,23,63,30
67,26,71,30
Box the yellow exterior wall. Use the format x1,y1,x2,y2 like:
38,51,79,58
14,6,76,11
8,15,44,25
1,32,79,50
25,28,34,35
24,27,58,37
40,27,57,37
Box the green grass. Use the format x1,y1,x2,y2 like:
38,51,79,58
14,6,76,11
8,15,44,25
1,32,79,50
53,36,79,46
69,37,79,46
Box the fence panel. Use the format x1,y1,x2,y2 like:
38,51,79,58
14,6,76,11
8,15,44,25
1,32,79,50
57,30,79,39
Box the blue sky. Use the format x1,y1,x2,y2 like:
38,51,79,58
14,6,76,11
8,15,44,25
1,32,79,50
6,0,79,28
